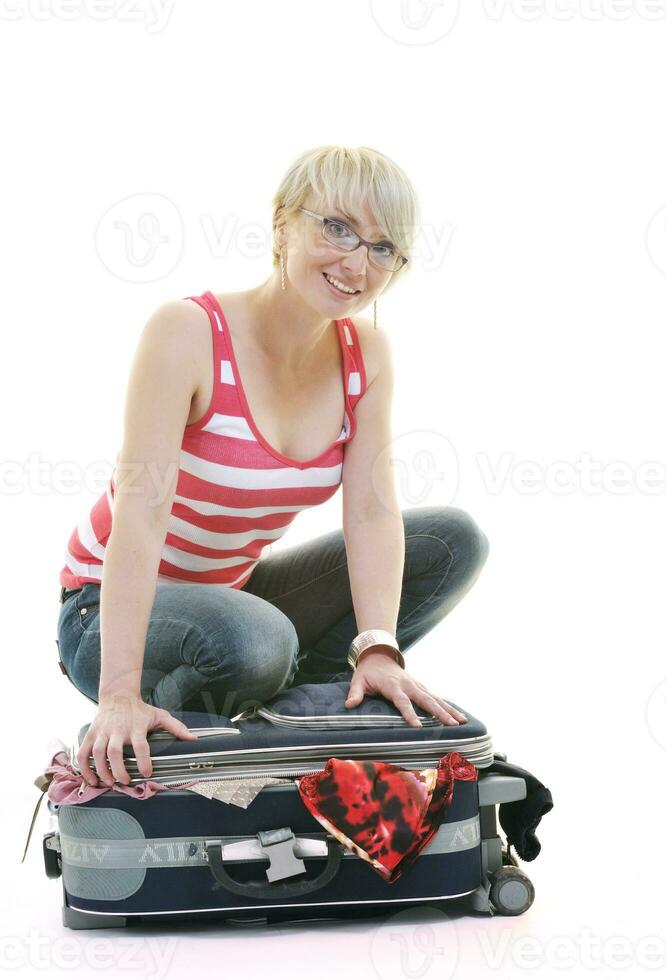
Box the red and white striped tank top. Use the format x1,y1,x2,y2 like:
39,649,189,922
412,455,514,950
59,290,368,591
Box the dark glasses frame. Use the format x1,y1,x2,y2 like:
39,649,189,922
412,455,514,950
298,207,408,273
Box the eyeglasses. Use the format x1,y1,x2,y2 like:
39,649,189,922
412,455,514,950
298,207,408,273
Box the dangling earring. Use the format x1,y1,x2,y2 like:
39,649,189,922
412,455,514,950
280,246,286,291
373,299,377,330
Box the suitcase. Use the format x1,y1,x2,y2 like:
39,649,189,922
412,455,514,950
40,680,538,928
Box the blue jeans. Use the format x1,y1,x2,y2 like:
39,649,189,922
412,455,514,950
55,505,489,718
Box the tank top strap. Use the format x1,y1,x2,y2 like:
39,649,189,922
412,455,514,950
182,291,240,419
339,316,368,410
184,290,230,358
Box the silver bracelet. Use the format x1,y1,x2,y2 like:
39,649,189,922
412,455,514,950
347,629,405,670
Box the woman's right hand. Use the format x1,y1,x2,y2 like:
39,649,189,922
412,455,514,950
75,693,199,787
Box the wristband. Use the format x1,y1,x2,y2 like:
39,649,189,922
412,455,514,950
347,629,405,670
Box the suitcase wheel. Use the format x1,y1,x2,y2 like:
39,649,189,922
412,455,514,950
488,866,535,916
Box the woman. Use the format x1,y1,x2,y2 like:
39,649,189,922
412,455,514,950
56,145,490,790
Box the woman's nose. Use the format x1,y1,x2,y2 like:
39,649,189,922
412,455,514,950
341,244,370,277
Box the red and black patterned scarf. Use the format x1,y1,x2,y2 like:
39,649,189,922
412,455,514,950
297,751,477,884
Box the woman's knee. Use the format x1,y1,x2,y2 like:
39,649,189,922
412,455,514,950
197,598,299,703
404,504,490,576
137,592,299,715
448,506,490,568
65,585,299,713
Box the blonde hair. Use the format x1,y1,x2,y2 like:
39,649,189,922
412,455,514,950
270,145,421,294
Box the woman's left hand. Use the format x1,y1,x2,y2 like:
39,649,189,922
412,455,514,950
344,651,468,728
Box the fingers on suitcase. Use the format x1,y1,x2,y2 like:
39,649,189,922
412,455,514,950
154,709,199,741
75,732,99,787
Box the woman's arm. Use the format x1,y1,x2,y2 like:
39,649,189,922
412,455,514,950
76,299,205,786
342,323,404,639
98,299,203,701
343,512,405,661
341,322,467,727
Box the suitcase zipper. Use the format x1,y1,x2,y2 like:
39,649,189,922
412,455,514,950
110,743,481,783
231,705,442,728
148,726,241,739
71,738,484,785
149,767,327,787
113,759,447,787
151,756,441,775
249,706,441,729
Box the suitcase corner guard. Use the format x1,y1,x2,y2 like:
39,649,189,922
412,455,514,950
204,826,345,899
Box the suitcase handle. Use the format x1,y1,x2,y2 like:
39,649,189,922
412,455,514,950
205,828,345,898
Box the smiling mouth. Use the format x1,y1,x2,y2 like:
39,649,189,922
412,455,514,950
322,272,362,296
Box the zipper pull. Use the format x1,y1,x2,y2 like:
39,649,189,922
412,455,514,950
231,705,259,722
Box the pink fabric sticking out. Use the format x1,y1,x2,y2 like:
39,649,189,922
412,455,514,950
44,750,200,805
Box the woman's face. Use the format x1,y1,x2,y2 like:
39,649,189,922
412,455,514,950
280,195,394,316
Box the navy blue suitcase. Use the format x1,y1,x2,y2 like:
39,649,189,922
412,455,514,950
41,681,538,928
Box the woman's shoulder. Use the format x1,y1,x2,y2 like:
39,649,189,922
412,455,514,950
140,294,210,345
136,294,219,381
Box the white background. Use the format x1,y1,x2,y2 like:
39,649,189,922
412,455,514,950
2,1,666,977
